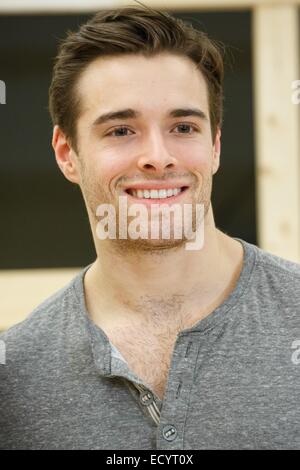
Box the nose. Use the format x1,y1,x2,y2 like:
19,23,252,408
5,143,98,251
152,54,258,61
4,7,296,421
136,129,177,175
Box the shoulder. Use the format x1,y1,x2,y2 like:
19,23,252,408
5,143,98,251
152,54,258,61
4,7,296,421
0,266,89,368
237,237,300,280
1,279,73,343
251,242,300,282
238,239,300,316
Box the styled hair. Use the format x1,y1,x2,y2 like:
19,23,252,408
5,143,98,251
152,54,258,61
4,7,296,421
48,4,224,153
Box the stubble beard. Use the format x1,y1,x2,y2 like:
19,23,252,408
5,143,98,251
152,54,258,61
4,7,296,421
79,166,213,256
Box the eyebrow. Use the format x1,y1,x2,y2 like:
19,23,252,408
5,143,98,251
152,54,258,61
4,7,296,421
91,107,208,127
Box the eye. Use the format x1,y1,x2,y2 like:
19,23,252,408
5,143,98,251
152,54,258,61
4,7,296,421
105,123,199,138
173,123,199,134
106,126,134,137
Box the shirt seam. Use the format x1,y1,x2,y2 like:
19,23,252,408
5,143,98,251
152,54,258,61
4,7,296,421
181,245,258,335
255,260,300,280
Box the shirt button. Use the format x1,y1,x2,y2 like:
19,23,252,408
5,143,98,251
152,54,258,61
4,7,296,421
140,390,154,406
162,425,178,441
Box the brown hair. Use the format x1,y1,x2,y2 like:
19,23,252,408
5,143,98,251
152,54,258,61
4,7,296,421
48,4,224,153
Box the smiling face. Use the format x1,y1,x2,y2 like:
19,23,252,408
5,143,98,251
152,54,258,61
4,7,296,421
53,52,221,252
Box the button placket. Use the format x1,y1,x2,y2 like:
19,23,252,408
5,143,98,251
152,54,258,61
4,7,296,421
140,390,154,406
157,336,199,449
134,383,161,426
162,424,178,442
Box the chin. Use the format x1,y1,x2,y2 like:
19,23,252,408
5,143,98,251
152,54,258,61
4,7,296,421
111,236,188,254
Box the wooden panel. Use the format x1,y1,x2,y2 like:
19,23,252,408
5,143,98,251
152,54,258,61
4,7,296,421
253,5,300,261
0,268,81,331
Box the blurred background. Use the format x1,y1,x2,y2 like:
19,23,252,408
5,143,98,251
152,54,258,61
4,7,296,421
0,0,299,330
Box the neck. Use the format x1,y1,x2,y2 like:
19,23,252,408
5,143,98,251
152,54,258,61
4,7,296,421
84,205,244,329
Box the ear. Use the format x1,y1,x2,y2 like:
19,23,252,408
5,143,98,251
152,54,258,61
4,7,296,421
212,127,221,175
52,125,81,184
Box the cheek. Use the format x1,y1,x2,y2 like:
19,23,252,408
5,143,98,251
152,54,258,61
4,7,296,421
90,142,140,191
99,152,131,191
83,143,128,185
173,140,213,171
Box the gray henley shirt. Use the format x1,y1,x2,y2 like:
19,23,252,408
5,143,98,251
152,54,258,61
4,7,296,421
0,238,300,450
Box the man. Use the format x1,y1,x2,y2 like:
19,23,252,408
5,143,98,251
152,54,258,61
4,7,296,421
1,5,300,450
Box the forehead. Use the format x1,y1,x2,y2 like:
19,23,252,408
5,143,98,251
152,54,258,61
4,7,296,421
76,53,209,121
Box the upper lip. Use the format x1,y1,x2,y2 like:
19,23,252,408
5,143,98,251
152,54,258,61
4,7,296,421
123,182,190,191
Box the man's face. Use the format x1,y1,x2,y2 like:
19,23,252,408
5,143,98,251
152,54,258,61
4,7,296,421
66,53,220,251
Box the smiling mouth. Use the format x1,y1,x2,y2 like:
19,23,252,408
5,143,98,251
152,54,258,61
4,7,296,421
125,186,189,200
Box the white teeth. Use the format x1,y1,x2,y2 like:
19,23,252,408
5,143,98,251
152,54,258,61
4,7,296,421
129,187,183,199
158,189,167,198
150,189,159,199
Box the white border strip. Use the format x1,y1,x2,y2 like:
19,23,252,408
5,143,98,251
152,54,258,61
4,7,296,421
0,0,299,14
